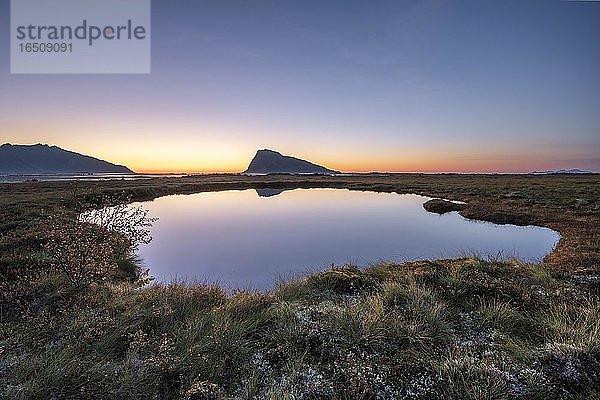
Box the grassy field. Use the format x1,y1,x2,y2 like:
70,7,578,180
1,173,599,399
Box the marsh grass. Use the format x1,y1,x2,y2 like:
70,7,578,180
1,173,600,398
1,259,600,399
543,301,600,352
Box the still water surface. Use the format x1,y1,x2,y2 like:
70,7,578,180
136,189,559,290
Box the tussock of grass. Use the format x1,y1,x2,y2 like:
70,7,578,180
3,258,599,399
543,301,600,352
305,265,380,295
422,199,465,214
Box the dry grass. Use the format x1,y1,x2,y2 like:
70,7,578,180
1,173,599,398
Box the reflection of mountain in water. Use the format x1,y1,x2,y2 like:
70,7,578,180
255,188,287,198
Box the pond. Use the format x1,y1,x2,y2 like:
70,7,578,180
136,188,560,290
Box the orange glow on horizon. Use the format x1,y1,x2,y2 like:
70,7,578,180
130,154,588,175
2,131,596,175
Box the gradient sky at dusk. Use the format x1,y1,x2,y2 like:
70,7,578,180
1,0,599,173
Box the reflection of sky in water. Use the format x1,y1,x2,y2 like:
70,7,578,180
135,189,560,291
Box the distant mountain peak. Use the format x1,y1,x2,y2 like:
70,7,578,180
0,143,134,175
244,149,340,175
531,168,595,175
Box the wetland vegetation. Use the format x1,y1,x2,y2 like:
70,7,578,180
1,173,599,399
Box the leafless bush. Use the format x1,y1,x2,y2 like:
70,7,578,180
44,194,157,288
79,198,157,251
44,221,127,288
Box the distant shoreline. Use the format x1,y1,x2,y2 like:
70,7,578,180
0,173,186,184
2,170,598,184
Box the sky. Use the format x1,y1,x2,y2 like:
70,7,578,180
1,0,599,173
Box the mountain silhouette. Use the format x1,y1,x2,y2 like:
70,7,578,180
0,143,134,174
244,149,340,174
531,169,595,175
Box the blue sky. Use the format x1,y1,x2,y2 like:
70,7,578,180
1,0,599,172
